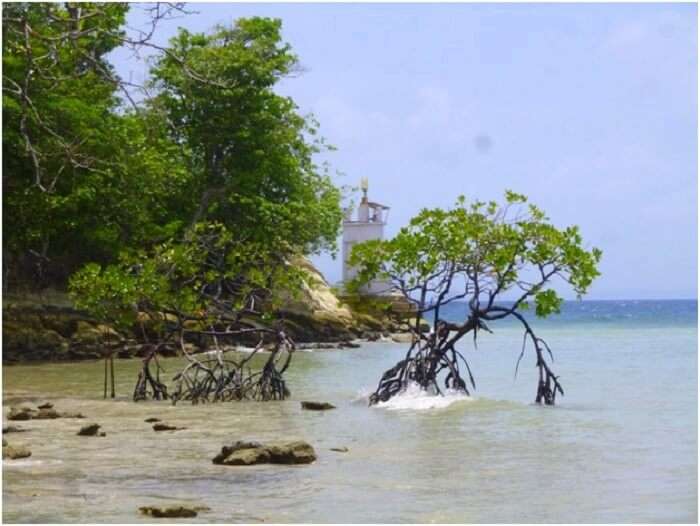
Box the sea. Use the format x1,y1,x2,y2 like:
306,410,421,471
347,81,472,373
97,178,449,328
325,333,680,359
2,299,697,523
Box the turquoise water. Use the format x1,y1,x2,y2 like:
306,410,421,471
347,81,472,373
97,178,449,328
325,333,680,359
3,300,697,522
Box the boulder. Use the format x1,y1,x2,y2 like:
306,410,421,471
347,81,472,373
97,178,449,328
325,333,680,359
77,424,101,436
139,506,199,519
3,443,32,460
212,440,316,466
71,321,106,347
37,402,54,410
300,401,336,411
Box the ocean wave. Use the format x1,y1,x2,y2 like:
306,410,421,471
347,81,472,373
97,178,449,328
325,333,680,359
372,383,474,411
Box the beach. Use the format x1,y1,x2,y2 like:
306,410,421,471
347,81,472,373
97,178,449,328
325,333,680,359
3,300,697,523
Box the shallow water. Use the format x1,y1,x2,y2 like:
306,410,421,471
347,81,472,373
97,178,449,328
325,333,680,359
2,301,697,523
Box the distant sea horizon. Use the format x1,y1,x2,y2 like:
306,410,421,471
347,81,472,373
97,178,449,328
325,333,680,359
437,298,698,328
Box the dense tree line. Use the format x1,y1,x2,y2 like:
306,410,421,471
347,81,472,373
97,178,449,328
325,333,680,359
3,3,342,294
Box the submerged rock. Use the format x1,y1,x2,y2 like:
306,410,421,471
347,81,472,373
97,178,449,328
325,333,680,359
8,406,84,421
77,424,101,436
144,417,161,423
7,407,34,421
391,332,415,344
153,423,185,432
2,425,27,434
33,408,60,419
301,401,336,411
60,411,86,419
213,440,316,466
330,447,349,453
37,402,54,410
3,443,32,459
139,506,199,518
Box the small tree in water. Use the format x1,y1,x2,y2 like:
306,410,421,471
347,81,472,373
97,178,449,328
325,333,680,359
349,191,602,406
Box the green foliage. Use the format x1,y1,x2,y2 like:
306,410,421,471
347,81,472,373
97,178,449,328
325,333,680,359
4,8,342,310
3,3,129,258
349,191,602,318
69,223,305,329
149,18,342,254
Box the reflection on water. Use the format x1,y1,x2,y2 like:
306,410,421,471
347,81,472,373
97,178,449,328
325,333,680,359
3,324,698,523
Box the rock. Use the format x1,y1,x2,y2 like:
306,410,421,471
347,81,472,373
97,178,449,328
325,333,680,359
267,441,317,464
215,445,271,466
153,423,184,432
77,424,101,436
391,332,415,344
330,447,349,453
300,401,336,411
139,506,199,519
2,425,27,433
33,408,60,419
99,432,106,437
338,341,361,349
3,444,32,459
213,440,316,466
60,411,85,419
144,417,161,423
7,407,34,421
37,402,53,410
2,439,6,446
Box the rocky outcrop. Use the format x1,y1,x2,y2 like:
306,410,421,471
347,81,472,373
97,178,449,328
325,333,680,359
276,257,396,343
3,259,408,364
212,440,316,466
3,301,127,363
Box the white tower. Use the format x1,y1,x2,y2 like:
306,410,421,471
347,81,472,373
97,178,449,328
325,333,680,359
342,178,391,294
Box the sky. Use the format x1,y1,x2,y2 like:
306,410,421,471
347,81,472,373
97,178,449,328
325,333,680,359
110,2,698,300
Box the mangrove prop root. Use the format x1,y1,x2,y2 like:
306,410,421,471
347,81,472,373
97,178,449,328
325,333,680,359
368,316,563,406
133,330,295,404
369,325,476,405
133,348,169,402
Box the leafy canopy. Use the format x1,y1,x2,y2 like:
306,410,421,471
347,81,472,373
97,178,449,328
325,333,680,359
150,17,342,255
349,191,602,318
69,222,305,331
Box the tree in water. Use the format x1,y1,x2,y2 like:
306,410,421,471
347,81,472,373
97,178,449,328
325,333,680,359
349,191,602,406
70,223,304,403
63,17,344,403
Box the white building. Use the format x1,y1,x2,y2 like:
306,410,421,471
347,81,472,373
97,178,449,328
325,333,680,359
342,178,392,295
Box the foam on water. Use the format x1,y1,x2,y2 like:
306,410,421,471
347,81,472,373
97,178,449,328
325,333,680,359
372,383,473,411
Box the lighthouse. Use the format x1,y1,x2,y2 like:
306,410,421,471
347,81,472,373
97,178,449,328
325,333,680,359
342,178,391,294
